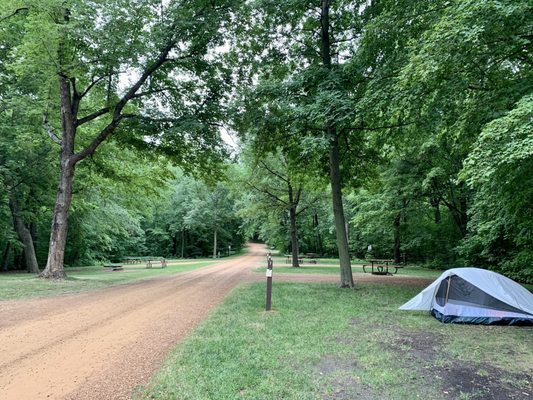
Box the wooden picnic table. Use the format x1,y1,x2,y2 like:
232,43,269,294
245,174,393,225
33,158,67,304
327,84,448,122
146,258,167,268
122,256,167,268
362,259,403,275
285,255,303,264
103,263,124,271
285,253,319,264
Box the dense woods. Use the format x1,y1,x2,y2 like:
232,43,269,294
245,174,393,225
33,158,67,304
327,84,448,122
0,0,531,283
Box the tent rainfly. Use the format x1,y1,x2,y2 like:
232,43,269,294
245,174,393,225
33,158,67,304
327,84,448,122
399,268,533,325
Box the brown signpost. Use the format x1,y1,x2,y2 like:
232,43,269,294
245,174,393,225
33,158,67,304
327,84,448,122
265,253,273,311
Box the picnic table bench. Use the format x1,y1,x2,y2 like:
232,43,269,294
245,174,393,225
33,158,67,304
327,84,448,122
362,259,403,275
146,258,167,268
122,257,143,264
103,263,124,271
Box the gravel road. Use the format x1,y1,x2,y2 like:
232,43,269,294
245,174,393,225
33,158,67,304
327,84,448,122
0,243,265,400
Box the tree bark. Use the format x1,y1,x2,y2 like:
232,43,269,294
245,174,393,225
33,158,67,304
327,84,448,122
321,0,353,287
288,183,300,268
329,133,354,287
181,229,186,258
313,212,323,255
14,248,22,270
393,213,401,264
431,198,441,224
9,194,40,274
172,232,178,257
40,75,77,279
213,229,217,258
2,242,11,272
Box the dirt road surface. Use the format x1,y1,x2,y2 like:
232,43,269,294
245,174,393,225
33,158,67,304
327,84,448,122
0,244,431,400
0,244,268,400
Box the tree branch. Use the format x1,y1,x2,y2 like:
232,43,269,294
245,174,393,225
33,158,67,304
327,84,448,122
80,75,108,99
0,7,29,23
75,107,111,127
346,121,413,132
247,182,288,206
43,113,61,145
259,161,290,184
131,87,176,99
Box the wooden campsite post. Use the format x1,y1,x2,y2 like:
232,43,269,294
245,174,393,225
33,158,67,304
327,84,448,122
265,253,273,311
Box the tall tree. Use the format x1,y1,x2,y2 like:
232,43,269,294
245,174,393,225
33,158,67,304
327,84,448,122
3,0,235,278
232,0,379,287
238,149,320,267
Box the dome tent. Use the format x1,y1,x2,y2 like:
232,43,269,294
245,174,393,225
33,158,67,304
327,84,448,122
399,268,533,325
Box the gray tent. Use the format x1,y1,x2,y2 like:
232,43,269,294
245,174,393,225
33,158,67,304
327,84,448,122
399,268,533,325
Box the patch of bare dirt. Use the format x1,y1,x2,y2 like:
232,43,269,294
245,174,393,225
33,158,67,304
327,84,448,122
0,244,266,400
388,329,533,400
314,355,375,400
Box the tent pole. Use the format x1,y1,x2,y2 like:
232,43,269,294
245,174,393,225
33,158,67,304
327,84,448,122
445,276,452,305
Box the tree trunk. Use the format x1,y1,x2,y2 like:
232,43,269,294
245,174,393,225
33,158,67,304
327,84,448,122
40,161,75,279
40,76,77,279
14,248,22,270
2,242,11,272
213,229,217,258
329,133,354,287
288,206,300,268
393,213,401,264
172,232,178,257
430,197,441,224
181,229,185,258
9,195,40,274
321,0,353,287
288,183,300,268
314,211,323,255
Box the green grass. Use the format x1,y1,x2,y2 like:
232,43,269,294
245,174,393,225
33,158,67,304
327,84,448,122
137,282,533,400
0,260,216,301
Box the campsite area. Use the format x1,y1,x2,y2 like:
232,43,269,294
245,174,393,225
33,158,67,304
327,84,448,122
1,1,533,399
1,244,532,399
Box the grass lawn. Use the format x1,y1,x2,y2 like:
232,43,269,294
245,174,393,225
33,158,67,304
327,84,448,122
138,282,533,400
0,260,216,301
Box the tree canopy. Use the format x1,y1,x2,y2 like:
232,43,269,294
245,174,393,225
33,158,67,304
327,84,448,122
0,0,531,284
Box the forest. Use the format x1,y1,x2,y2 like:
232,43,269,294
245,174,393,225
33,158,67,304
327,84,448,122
0,0,532,284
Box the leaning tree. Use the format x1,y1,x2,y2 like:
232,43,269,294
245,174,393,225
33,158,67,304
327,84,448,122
2,0,236,278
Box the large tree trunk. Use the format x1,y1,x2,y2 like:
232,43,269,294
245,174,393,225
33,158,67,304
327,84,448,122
329,133,354,287
2,242,11,272
288,206,300,268
321,0,353,287
9,194,40,274
40,161,75,279
40,76,77,279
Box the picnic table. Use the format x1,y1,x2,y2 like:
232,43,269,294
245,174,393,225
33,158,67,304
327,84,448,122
285,253,319,264
103,263,124,271
362,259,403,275
146,258,167,268
122,256,167,268
122,257,143,264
